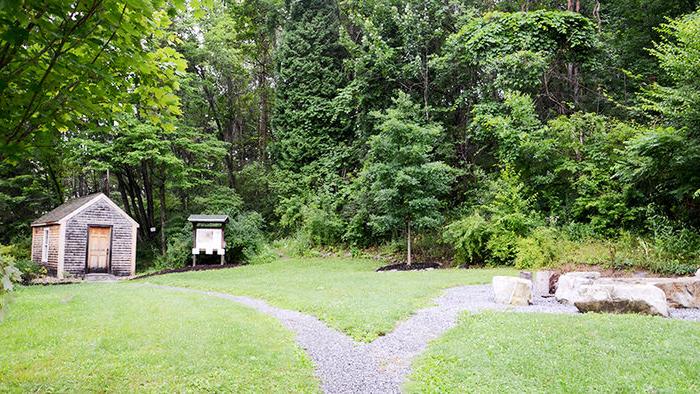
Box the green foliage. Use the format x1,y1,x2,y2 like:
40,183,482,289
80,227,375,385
272,0,347,172
3,0,700,274
510,214,700,275
227,212,269,262
0,248,22,320
547,113,642,231
623,11,700,225
443,213,491,265
0,1,187,160
456,10,597,63
514,227,560,269
299,202,345,247
470,91,547,170
191,186,268,264
12,259,47,284
442,9,598,113
359,93,456,262
361,93,455,234
444,168,539,266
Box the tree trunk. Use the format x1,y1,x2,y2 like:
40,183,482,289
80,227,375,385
422,48,429,121
102,168,110,196
115,172,133,218
257,72,270,160
125,166,150,238
406,221,412,266
159,176,167,254
45,161,64,204
141,161,154,231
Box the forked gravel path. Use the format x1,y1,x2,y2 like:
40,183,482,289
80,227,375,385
146,283,699,393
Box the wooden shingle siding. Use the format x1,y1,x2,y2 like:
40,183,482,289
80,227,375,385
31,225,60,276
64,199,134,276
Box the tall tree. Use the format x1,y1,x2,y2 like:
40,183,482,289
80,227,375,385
359,93,455,265
272,0,347,172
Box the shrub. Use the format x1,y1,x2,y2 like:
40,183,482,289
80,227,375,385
13,258,47,283
514,227,561,269
272,232,322,258
1,249,22,320
153,235,191,271
443,213,491,264
0,243,42,284
247,243,278,265
227,211,269,262
299,202,344,247
443,168,540,266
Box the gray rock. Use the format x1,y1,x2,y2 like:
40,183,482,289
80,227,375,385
492,276,533,306
534,270,554,295
574,283,669,317
555,272,601,305
647,278,700,308
696,268,700,277
596,277,700,308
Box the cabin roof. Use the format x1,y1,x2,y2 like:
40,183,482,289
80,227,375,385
31,193,103,226
187,214,230,224
31,193,139,228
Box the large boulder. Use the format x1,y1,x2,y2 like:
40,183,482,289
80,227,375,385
648,278,700,308
696,268,700,277
555,272,601,305
492,276,533,306
596,277,700,308
574,284,669,317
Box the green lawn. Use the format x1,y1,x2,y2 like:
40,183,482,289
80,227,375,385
406,312,700,393
4,258,700,393
0,283,318,393
145,257,517,341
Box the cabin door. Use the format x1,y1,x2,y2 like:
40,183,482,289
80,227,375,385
87,226,111,273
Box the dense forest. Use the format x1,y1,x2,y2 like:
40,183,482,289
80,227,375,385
2,0,700,277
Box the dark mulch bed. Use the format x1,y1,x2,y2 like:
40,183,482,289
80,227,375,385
132,264,241,280
376,262,441,272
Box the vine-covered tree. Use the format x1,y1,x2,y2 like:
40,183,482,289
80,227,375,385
272,0,347,172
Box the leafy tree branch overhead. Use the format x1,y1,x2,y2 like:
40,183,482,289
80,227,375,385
0,0,188,161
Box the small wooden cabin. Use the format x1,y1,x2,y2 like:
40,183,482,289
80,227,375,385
31,193,139,278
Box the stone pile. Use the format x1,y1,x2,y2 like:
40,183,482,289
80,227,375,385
553,271,700,317
491,269,700,318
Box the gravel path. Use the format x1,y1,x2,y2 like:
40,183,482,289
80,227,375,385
146,284,700,394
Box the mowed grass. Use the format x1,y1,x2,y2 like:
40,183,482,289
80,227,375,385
0,284,318,393
406,312,700,393
145,257,517,341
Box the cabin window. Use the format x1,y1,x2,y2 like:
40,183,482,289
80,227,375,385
41,228,49,263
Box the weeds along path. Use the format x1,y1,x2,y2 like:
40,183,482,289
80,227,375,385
144,284,577,393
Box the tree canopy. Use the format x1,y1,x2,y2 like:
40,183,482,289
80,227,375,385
2,0,699,273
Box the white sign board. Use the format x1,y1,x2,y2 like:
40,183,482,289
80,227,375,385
195,228,223,250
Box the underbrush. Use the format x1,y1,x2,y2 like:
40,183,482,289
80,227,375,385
0,242,45,283
445,221,700,276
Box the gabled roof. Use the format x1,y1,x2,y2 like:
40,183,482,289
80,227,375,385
32,193,139,228
188,214,229,224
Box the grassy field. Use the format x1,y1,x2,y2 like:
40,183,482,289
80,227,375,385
406,311,700,393
0,283,318,393
145,257,517,341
